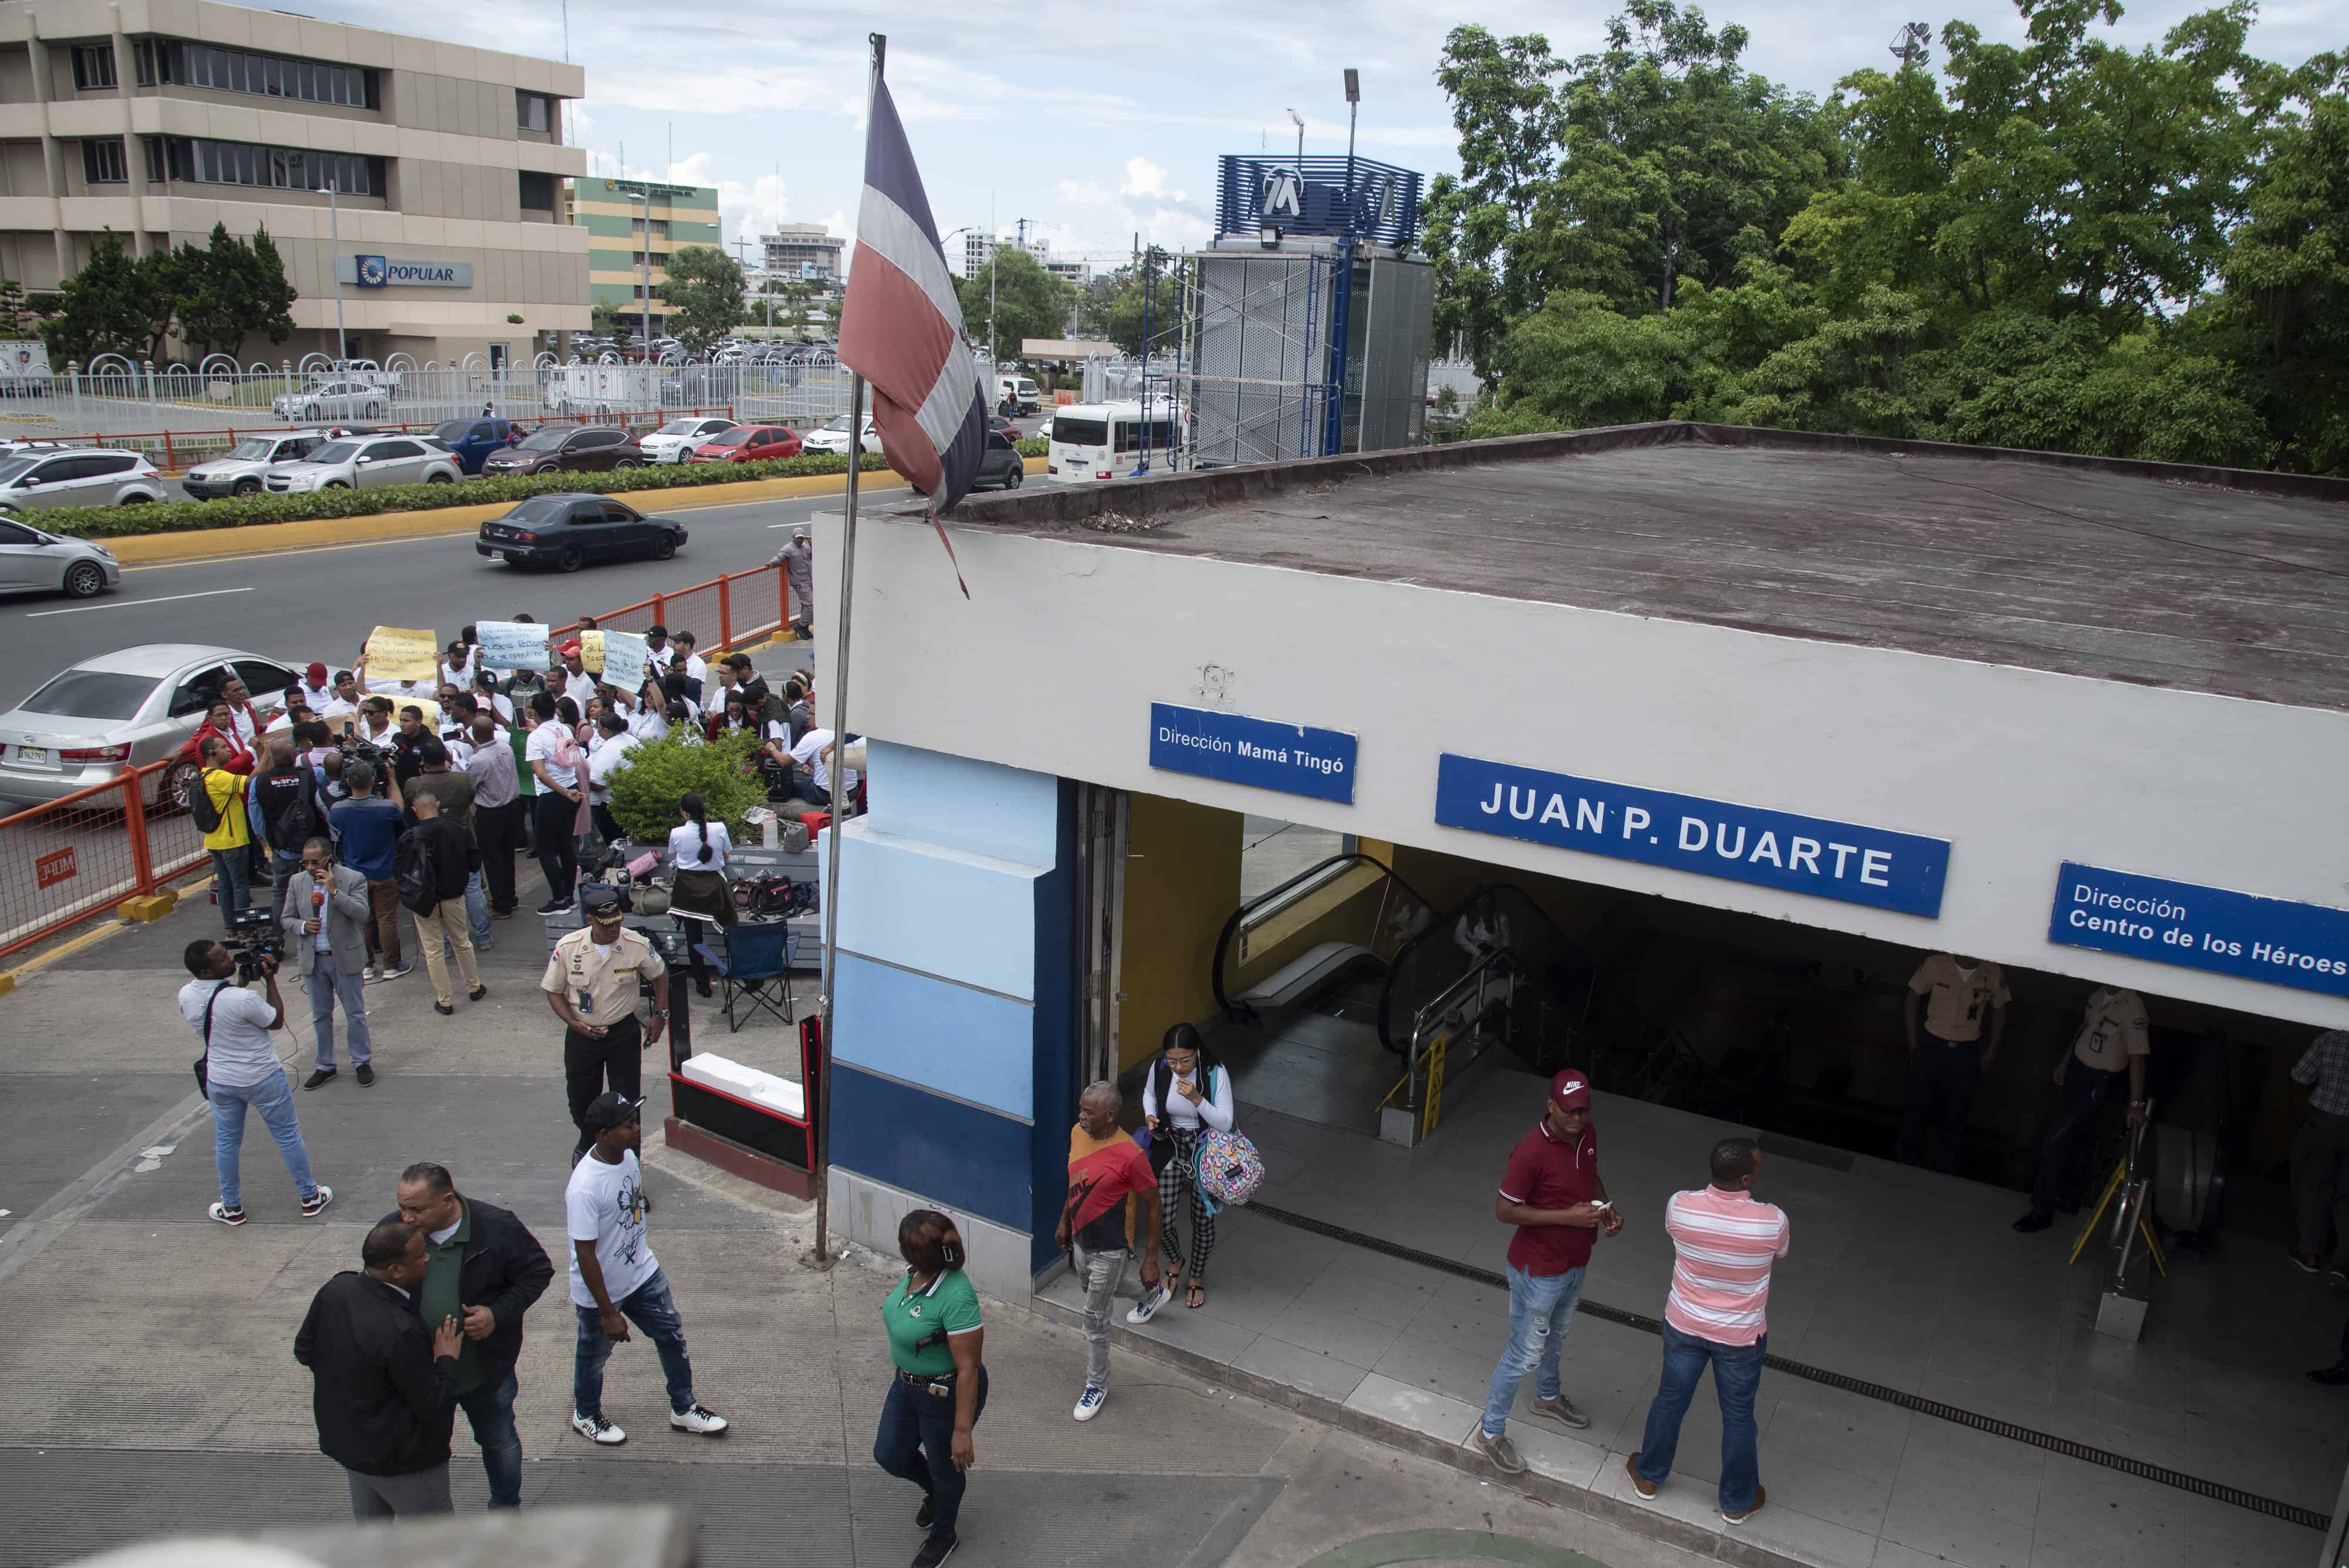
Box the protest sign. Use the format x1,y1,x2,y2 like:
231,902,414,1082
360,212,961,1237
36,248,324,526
364,626,438,684
600,630,649,692
475,619,549,672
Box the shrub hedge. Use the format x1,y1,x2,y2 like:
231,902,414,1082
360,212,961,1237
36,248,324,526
38,451,897,539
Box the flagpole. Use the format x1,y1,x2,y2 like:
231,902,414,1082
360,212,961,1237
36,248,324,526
805,31,883,1274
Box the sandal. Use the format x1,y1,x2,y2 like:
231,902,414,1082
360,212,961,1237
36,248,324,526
1186,1280,1206,1309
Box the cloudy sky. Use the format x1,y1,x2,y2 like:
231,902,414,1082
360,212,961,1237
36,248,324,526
308,0,2335,270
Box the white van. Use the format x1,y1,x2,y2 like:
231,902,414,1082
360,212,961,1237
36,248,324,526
1045,401,1182,484
991,374,1040,415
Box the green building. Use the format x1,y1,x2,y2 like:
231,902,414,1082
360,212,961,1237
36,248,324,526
574,176,721,342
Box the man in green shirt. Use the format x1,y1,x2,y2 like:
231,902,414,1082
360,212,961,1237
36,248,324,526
389,1162,554,1509
874,1210,987,1568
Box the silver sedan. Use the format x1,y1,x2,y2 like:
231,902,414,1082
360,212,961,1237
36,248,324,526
0,644,298,810
0,514,119,599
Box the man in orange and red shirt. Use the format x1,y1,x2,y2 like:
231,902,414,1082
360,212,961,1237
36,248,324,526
1055,1081,1161,1424
1476,1068,1620,1476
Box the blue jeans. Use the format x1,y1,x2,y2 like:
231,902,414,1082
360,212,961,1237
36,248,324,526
1481,1263,1586,1437
210,1068,317,1210
574,1268,696,1419
455,1372,523,1508
464,867,492,946
1635,1321,1766,1513
208,847,251,930
873,1367,989,1535
267,849,304,927
305,964,371,1068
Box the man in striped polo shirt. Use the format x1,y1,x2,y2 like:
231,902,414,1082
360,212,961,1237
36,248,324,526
1626,1137,1789,1526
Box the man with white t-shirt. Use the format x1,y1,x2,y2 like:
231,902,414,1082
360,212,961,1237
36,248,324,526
179,937,333,1224
564,1093,728,1446
789,726,844,807
524,692,583,914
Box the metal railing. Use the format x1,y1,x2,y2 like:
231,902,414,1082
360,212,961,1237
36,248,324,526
0,350,857,447
5,406,744,475
1381,948,1517,1146
0,560,797,964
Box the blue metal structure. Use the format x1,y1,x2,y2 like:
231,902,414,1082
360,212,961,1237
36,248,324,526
1214,154,1422,248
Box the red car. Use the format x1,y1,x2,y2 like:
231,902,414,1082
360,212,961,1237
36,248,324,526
688,424,802,463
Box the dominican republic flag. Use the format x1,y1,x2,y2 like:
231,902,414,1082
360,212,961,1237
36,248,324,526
840,79,989,533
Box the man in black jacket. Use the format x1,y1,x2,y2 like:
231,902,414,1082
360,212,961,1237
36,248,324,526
295,1219,464,1519
391,1161,553,1508
253,735,327,927
402,789,484,1017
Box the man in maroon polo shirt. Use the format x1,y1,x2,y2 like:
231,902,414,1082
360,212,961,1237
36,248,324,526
1475,1068,1623,1476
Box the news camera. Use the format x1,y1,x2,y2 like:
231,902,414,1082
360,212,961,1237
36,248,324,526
220,909,282,981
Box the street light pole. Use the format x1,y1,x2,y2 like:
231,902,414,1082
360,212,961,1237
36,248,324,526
639,186,654,359
318,180,346,364
1287,106,1304,166
988,191,997,364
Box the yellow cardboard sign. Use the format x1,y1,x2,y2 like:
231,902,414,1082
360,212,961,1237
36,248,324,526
578,628,606,676
364,625,439,684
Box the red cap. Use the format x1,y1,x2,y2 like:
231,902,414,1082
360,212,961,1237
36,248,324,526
558,639,582,657
305,661,328,682
1549,1069,1593,1111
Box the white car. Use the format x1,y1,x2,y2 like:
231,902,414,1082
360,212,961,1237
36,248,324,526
271,379,387,422
264,433,461,493
802,415,881,456
0,448,167,512
638,417,739,465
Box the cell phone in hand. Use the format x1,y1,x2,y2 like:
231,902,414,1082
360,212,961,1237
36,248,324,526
1589,1200,1613,1212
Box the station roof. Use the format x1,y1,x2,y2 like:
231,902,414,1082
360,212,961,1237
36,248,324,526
950,421,2349,713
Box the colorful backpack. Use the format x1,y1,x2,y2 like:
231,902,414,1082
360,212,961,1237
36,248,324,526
1195,1126,1266,1209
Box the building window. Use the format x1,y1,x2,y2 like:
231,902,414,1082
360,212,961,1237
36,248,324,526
133,39,156,86
82,138,128,184
152,136,383,196
149,39,375,109
72,44,118,91
630,218,671,237
516,91,551,132
143,136,165,183
519,169,554,211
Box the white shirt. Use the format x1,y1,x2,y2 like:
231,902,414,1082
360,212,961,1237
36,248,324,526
440,733,477,769
1142,1059,1236,1133
525,722,577,790
566,1149,659,1309
228,705,261,747
560,668,599,712
179,977,279,1091
487,691,516,724
792,728,837,792
627,705,668,742
440,652,479,690
587,731,639,797
668,819,731,873
320,695,361,724
647,643,674,672
264,711,294,735
678,652,706,685
299,681,335,712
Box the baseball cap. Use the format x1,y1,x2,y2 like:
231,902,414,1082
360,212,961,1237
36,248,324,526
582,1091,643,1132
579,883,624,917
305,661,328,683
558,638,583,657
1549,1069,1593,1111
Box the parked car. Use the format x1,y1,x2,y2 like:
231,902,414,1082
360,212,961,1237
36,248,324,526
0,644,296,810
182,430,338,498
426,416,519,475
801,415,880,456
0,515,119,599
270,379,386,422
476,493,688,573
480,425,647,476
264,433,462,493
688,425,802,463
0,449,166,513
639,416,739,465
972,429,1026,491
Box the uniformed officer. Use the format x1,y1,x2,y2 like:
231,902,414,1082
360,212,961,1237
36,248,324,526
2014,984,2151,1233
541,885,670,1161
1897,952,2010,1173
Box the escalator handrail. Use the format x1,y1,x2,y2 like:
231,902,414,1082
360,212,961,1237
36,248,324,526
1211,852,1436,1022
1377,880,1581,1052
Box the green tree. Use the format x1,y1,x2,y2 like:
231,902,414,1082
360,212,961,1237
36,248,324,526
241,225,298,350
41,231,147,364
1085,264,1180,357
0,278,40,339
659,244,746,355
605,729,767,846
955,247,1074,359
176,223,292,359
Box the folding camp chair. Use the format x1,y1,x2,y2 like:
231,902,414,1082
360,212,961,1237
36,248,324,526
693,921,795,1033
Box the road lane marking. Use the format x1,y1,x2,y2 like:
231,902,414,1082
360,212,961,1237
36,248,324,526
26,586,254,617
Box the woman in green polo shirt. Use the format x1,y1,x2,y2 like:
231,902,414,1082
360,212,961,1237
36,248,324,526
874,1209,987,1568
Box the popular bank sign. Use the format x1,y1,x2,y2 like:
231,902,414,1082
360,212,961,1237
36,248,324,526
1434,753,1950,918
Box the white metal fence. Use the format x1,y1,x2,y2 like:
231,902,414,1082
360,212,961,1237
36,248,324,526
0,350,859,459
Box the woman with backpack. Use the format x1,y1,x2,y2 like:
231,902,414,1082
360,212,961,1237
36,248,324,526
1132,1022,1234,1320
667,792,734,999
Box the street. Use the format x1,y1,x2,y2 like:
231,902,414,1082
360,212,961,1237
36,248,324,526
0,492,836,709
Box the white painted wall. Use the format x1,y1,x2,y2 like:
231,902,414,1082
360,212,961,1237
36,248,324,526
813,512,2349,1029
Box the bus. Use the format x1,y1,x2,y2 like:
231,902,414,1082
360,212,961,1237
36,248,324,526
1045,400,1183,484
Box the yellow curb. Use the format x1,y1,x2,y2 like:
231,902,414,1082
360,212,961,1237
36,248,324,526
117,891,179,923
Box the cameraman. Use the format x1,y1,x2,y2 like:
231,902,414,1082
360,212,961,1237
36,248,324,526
180,936,333,1225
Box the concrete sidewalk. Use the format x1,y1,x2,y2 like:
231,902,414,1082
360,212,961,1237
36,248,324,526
0,870,1722,1568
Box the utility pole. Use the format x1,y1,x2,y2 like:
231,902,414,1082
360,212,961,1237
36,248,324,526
318,177,346,364
1287,106,1304,166
988,190,997,363
639,184,654,357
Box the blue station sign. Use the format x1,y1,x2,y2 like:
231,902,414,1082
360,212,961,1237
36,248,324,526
2047,862,2349,1000
1433,753,1949,918
1149,702,1357,805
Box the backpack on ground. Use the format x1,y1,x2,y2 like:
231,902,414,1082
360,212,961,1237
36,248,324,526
187,769,223,835
394,832,438,916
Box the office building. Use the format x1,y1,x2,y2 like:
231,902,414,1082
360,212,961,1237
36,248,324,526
574,176,719,341
0,0,589,365
760,223,840,288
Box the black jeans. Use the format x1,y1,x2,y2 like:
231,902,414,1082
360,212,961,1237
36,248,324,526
533,793,578,904
2028,1063,2125,1216
565,1015,642,1155
475,799,521,913
873,1367,988,1536
1896,1032,1983,1174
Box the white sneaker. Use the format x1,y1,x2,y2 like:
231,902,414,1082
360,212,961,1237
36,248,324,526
669,1403,729,1435
571,1410,626,1445
1073,1385,1108,1421
1126,1284,1171,1325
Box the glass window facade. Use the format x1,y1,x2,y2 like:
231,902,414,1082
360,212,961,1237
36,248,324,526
148,136,383,196
71,45,117,91
138,38,376,109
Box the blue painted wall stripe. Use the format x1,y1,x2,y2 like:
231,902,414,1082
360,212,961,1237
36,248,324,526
831,951,1034,1119
827,1064,1033,1234
832,829,1042,1001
